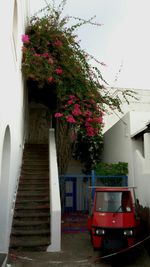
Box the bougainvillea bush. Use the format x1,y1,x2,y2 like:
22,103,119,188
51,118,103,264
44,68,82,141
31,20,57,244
21,1,133,173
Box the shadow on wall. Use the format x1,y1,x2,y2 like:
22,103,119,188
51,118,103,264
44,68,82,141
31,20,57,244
137,202,150,254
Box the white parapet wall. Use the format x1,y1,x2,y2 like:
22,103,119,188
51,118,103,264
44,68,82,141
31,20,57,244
47,128,61,252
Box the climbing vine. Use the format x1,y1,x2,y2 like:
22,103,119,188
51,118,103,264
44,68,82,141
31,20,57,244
22,1,134,173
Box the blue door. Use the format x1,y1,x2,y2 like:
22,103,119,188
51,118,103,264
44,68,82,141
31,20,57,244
64,177,76,212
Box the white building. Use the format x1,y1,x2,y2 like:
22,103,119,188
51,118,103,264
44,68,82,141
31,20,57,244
0,0,29,252
0,0,61,254
103,88,150,231
1,0,150,256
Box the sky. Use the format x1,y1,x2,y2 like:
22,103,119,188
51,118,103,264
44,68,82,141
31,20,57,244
30,0,150,90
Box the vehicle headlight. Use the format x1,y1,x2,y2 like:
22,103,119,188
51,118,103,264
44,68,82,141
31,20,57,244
124,230,133,236
95,229,105,235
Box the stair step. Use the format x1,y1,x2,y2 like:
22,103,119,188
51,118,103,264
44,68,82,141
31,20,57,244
16,198,49,203
22,166,49,170
22,163,49,168
17,191,49,197
19,181,49,186
11,228,50,236
21,173,49,177
13,219,50,226
15,203,49,209
20,178,49,182
18,186,49,190
10,143,50,252
14,211,50,217
20,174,49,178
12,223,49,230
10,236,50,247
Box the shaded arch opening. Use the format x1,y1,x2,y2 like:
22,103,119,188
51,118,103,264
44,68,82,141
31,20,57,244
0,126,11,251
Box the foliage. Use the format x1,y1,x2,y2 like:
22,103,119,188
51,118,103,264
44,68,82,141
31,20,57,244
21,1,134,173
95,162,128,176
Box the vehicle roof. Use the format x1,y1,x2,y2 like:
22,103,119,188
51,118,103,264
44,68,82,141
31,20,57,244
95,187,132,192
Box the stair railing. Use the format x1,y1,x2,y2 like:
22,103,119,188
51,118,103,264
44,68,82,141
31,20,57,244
47,128,61,252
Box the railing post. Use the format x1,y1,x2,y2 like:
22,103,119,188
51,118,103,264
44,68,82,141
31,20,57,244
47,128,61,252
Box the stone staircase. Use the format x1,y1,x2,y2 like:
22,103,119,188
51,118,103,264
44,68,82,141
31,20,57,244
9,144,50,251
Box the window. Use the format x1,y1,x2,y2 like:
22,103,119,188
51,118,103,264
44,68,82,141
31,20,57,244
96,191,132,213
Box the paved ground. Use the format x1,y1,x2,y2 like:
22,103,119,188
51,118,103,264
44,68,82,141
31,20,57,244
7,233,109,267
6,232,150,267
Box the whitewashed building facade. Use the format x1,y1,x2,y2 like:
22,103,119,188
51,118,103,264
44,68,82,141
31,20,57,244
0,0,29,252
103,88,150,232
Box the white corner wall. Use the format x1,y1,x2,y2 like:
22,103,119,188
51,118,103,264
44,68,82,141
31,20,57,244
0,0,29,252
103,112,134,186
103,109,150,214
133,132,150,208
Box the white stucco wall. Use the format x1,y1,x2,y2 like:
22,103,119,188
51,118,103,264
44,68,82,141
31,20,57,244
0,0,29,252
103,110,150,211
102,112,135,186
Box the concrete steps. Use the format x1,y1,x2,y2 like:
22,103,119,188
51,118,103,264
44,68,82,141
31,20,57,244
9,144,50,252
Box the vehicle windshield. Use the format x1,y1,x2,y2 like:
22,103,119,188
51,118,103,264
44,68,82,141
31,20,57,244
95,191,132,213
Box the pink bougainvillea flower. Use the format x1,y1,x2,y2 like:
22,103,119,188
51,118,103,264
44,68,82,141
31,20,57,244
34,53,41,57
22,34,30,43
86,117,93,122
86,127,96,137
55,67,63,75
66,115,76,123
55,39,62,46
69,95,76,99
67,99,74,105
85,121,91,127
42,53,49,58
94,117,103,124
72,108,82,116
74,103,80,109
47,76,54,83
54,112,63,118
84,110,92,117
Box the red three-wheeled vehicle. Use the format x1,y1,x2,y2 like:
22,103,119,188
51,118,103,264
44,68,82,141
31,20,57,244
88,187,141,251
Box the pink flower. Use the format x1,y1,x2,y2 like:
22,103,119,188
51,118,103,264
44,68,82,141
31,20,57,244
55,112,63,118
67,99,74,105
72,108,82,116
55,40,62,46
43,53,49,58
84,110,92,117
85,121,91,127
22,34,30,43
94,117,103,124
34,53,41,57
86,127,96,137
47,76,54,83
74,104,80,109
66,115,76,123
55,67,63,75
86,117,93,122
69,95,76,99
